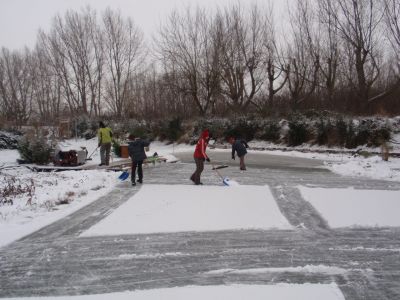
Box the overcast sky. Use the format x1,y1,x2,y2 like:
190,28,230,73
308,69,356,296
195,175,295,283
0,0,290,50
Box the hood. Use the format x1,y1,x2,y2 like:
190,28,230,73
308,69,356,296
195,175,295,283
201,129,209,139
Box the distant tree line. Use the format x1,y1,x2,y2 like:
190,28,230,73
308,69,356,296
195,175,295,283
1,0,400,126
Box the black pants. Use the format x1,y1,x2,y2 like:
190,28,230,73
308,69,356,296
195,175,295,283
131,160,143,182
190,157,204,184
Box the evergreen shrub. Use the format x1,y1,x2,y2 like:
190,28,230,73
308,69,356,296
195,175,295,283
287,120,309,146
316,118,333,145
335,118,348,146
193,119,229,142
224,119,259,141
370,127,391,147
345,121,357,148
260,121,280,142
18,136,52,165
112,139,121,157
166,117,183,141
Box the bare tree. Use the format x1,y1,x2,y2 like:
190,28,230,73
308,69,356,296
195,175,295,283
102,8,145,118
383,0,400,78
29,45,62,122
250,4,287,116
0,48,33,126
38,7,103,117
315,0,341,107
319,0,393,110
157,7,221,116
218,4,266,114
284,0,320,111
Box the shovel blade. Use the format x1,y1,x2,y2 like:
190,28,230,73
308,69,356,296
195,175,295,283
118,171,130,181
223,177,239,186
223,177,230,186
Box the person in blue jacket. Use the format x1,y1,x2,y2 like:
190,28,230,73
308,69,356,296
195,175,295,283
128,134,150,186
229,137,249,170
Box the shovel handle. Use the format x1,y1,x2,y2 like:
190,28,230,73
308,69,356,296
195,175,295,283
211,162,224,180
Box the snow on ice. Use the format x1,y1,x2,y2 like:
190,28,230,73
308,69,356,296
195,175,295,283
81,184,292,236
0,284,345,300
299,186,400,228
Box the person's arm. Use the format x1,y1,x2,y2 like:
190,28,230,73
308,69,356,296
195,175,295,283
98,130,102,146
201,139,210,161
128,144,134,160
231,144,235,159
241,140,249,148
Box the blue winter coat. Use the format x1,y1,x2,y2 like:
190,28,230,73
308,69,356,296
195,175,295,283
128,139,150,162
232,139,249,158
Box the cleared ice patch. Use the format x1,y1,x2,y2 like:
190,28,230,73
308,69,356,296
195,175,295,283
0,284,345,300
299,186,400,228
81,184,292,236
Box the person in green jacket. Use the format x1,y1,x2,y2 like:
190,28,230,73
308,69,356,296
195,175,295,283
98,121,113,166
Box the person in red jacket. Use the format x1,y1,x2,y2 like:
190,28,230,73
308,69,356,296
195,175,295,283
190,129,210,185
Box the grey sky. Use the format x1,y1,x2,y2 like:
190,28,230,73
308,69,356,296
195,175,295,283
0,0,290,50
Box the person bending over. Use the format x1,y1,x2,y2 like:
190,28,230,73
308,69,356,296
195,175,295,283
229,137,248,170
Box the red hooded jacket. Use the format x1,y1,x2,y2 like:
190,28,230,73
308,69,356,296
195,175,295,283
193,129,209,159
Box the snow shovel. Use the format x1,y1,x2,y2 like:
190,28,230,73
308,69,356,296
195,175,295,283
211,162,233,186
86,146,99,161
118,170,130,181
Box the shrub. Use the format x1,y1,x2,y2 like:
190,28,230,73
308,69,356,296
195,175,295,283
66,116,99,140
224,119,259,141
335,117,348,146
287,120,309,146
112,139,121,157
345,121,357,148
193,119,229,142
316,118,333,145
370,127,391,147
166,117,183,141
260,121,280,142
18,136,52,165
0,176,35,206
130,125,153,140
354,126,370,146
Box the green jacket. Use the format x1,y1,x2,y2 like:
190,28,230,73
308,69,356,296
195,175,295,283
98,127,113,144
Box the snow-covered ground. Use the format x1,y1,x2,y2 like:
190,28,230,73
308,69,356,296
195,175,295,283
57,138,192,165
1,138,400,247
299,186,400,228
0,168,116,248
245,139,400,182
0,284,345,300
0,140,206,248
2,138,400,299
81,184,291,236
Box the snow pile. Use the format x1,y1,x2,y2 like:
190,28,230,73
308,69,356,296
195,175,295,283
0,149,20,165
143,141,192,162
81,184,292,236
299,186,400,228
325,155,400,181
